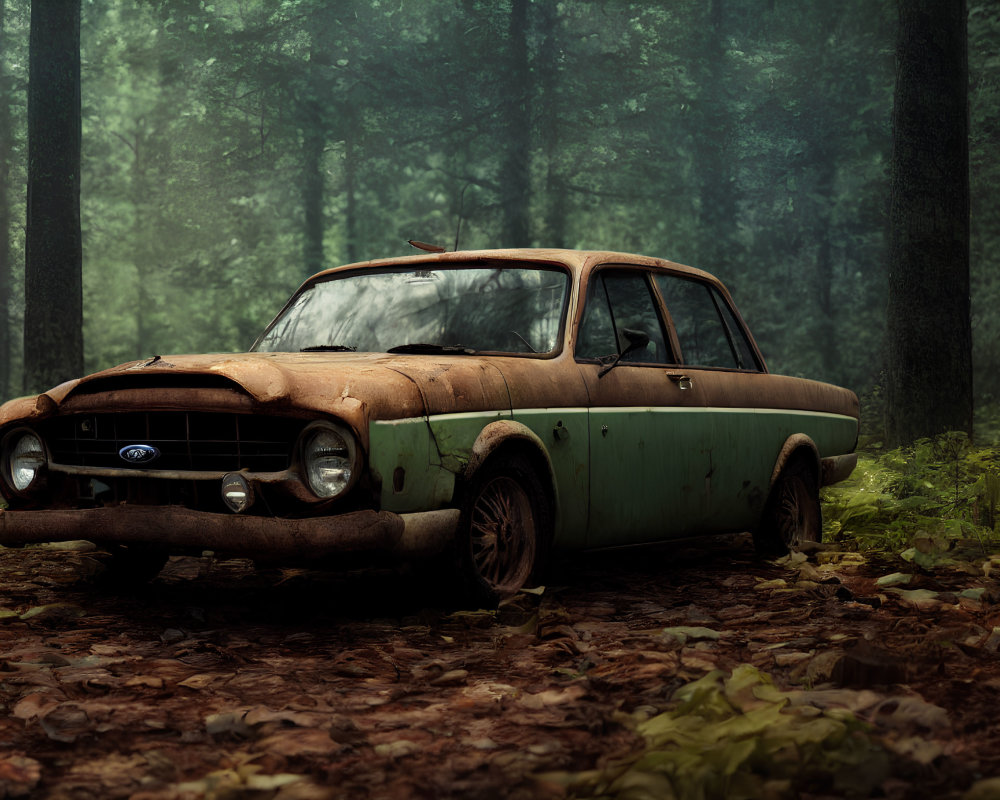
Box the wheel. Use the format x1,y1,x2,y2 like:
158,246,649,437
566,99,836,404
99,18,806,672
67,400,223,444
95,544,169,586
458,455,551,605
753,456,822,556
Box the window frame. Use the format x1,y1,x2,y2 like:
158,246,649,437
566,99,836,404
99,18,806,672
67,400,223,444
649,271,764,373
573,266,676,367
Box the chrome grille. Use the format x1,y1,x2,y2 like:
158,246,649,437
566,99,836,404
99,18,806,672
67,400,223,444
43,412,303,472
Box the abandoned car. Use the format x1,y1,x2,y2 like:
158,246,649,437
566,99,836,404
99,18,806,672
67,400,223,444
0,249,858,600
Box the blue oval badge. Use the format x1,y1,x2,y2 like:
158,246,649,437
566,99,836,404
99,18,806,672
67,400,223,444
119,444,160,465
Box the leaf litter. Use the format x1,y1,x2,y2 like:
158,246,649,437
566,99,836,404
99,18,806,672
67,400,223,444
0,533,998,799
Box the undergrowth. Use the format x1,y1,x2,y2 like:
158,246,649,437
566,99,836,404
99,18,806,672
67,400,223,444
822,431,1000,555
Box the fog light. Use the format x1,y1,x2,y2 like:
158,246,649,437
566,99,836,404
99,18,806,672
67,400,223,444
221,473,254,513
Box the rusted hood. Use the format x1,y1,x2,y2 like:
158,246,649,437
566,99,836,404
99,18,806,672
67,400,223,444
0,352,512,433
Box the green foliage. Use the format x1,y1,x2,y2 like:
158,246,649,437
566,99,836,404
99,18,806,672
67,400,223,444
0,0,996,405
545,665,888,800
823,432,1000,553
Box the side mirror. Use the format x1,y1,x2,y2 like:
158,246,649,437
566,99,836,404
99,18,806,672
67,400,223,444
599,328,651,378
619,327,650,355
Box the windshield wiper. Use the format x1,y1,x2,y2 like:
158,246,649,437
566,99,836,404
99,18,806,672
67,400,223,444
300,344,356,352
386,343,477,355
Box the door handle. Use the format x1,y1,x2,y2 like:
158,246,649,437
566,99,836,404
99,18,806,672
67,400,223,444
667,373,692,390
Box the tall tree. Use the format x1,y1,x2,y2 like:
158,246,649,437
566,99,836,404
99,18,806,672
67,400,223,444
885,0,972,444
24,0,82,393
500,0,531,246
0,0,12,398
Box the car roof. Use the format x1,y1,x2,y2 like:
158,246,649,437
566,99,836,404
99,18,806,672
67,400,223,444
306,248,725,287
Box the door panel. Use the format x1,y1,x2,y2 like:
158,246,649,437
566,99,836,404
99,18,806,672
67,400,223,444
581,363,713,547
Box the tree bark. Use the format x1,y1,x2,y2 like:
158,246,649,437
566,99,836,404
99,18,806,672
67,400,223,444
24,0,83,394
885,0,972,445
695,0,738,275
500,0,531,247
0,0,12,398
302,116,325,277
537,0,566,249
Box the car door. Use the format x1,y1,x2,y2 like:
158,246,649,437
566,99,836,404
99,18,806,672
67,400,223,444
650,271,775,533
576,268,716,548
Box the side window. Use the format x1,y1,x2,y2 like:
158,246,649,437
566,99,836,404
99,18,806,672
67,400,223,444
576,271,670,364
654,274,759,370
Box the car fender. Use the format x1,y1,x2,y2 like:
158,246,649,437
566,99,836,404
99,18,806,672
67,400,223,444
465,420,556,497
769,434,821,490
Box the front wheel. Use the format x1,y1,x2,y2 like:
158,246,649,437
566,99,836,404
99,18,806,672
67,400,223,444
458,455,551,605
753,456,822,556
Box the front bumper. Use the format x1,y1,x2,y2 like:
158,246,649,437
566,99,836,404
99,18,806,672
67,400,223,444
0,506,459,561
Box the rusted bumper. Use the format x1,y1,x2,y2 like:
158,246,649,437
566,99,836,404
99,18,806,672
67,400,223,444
0,506,459,560
820,453,858,487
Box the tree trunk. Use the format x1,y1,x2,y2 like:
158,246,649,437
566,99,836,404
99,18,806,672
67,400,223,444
695,0,738,275
24,0,83,394
500,0,531,247
885,0,972,445
0,0,11,398
343,122,359,264
813,155,838,381
302,117,325,277
537,0,567,249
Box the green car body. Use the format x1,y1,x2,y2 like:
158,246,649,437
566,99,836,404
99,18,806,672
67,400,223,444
0,249,858,599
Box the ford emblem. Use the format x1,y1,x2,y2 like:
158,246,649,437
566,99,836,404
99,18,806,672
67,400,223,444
119,444,160,465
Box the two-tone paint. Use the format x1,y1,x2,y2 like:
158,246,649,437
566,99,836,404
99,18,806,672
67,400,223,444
0,249,859,562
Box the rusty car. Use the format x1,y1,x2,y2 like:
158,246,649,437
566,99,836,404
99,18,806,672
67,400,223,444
0,249,859,602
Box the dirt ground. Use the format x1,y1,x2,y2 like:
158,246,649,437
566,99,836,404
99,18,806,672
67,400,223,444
1,534,999,800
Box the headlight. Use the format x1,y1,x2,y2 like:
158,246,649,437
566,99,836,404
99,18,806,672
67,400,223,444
301,423,358,499
3,429,47,494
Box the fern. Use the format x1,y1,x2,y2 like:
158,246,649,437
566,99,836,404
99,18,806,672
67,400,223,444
822,432,1000,553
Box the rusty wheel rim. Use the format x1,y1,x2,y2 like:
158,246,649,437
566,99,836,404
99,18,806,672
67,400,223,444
776,474,818,547
469,475,535,595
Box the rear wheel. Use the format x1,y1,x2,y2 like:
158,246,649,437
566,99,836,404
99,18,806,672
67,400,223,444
458,455,551,605
754,456,821,556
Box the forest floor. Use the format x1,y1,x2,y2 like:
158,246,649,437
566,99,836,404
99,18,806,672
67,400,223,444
0,534,999,800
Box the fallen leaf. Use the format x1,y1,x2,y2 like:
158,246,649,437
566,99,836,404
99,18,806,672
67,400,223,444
430,669,469,686
886,736,943,765
873,696,949,731
662,626,722,646
885,588,945,610
39,702,90,743
11,692,61,720
374,740,421,759
178,672,233,690
0,756,42,797
875,572,913,588
18,603,86,622
256,727,340,757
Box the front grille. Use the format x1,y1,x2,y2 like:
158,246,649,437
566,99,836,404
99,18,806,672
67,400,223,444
43,412,305,473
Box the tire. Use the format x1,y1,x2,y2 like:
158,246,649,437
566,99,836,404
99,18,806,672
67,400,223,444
753,456,822,556
95,544,169,586
457,454,551,605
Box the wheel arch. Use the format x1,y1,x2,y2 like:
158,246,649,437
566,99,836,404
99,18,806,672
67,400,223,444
768,434,821,491
463,420,557,513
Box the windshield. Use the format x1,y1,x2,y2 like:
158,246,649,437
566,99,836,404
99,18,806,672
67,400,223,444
253,264,570,355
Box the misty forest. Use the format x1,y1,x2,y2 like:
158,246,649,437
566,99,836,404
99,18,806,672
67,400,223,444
3,2,1000,798
0,0,995,427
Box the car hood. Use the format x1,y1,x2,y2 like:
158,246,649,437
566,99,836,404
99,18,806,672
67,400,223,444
0,352,513,435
